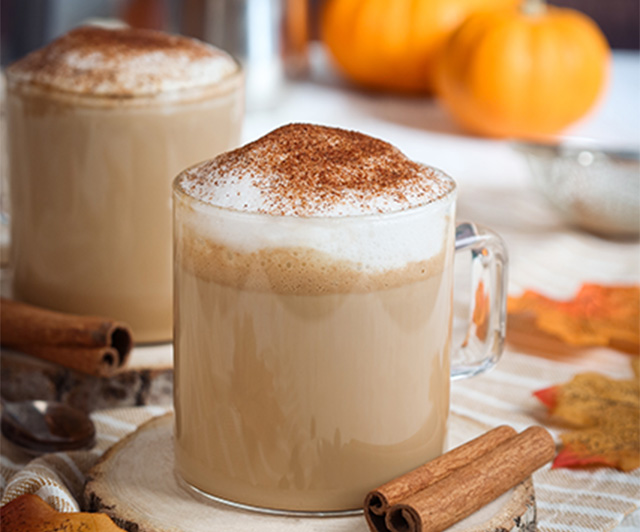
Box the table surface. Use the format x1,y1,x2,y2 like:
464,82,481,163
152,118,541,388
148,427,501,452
242,46,640,531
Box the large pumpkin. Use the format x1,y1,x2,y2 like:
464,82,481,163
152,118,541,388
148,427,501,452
321,0,517,93
436,0,610,138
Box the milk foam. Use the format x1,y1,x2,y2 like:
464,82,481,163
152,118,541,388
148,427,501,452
7,26,238,98
180,165,454,217
178,124,456,217
175,124,457,272
177,193,455,273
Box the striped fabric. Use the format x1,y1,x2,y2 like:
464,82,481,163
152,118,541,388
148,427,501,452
0,352,637,531
1,405,169,510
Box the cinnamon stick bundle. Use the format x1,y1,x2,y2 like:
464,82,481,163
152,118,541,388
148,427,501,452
365,426,555,532
364,425,517,532
0,298,133,377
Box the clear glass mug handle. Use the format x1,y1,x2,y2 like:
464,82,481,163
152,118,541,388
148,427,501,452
452,222,508,380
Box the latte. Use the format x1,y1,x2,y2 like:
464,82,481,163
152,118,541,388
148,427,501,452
7,26,244,342
173,124,457,511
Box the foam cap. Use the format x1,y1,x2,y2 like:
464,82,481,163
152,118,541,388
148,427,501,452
178,123,456,217
176,124,457,271
6,26,238,97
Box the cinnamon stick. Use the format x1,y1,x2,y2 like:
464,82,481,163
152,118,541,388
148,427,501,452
0,298,133,377
385,426,555,532
364,425,516,532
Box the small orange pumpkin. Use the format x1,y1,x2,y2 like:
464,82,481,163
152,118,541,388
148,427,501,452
436,0,610,138
321,0,517,93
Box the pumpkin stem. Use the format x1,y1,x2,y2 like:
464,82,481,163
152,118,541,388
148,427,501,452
521,0,547,16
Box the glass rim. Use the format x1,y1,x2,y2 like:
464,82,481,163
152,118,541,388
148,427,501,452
6,55,244,106
178,476,363,517
172,163,457,223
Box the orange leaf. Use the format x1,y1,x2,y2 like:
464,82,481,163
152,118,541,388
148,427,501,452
472,280,490,342
533,369,640,471
462,281,490,348
508,284,640,354
0,493,126,532
533,385,559,409
553,444,618,470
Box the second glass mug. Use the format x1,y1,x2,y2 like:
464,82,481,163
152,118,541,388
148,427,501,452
6,38,244,344
173,175,507,514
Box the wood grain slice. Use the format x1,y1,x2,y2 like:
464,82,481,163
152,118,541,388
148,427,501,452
84,413,536,532
0,344,173,412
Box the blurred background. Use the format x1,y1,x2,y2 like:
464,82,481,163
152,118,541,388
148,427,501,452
2,0,638,69
1,0,638,239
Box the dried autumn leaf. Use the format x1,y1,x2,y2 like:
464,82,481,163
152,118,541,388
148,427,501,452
0,493,126,532
508,284,640,354
462,281,490,347
534,371,640,471
473,280,490,342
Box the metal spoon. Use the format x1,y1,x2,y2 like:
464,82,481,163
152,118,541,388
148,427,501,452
1,399,96,454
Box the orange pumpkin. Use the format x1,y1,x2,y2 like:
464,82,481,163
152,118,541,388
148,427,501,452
321,0,518,93
436,0,610,138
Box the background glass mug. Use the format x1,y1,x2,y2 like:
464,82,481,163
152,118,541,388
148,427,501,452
172,153,507,514
6,26,244,343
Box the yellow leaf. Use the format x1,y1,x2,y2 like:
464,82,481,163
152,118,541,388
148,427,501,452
534,369,640,472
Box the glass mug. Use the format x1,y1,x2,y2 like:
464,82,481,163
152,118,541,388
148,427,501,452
6,26,244,343
172,160,507,514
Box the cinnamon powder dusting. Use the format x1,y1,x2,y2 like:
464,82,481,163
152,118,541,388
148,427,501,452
32,25,213,60
181,124,455,216
6,26,237,97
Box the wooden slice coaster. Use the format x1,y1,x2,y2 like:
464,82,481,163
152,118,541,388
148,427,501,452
0,344,173,411
84,413,536,532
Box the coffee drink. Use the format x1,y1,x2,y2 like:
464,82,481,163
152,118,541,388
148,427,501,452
173,124,457,512
7,26,243,342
